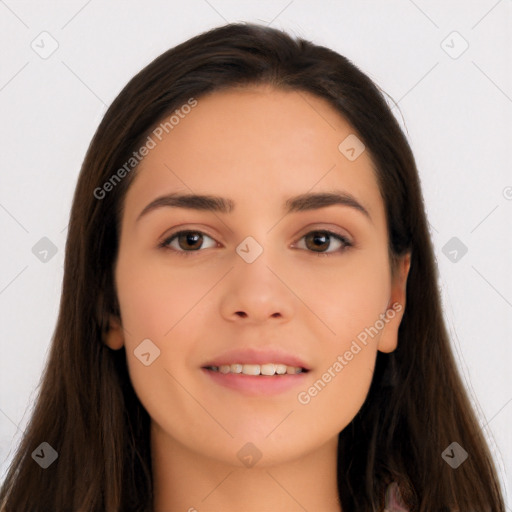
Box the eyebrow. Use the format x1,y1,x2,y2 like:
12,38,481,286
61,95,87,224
136,190,372,222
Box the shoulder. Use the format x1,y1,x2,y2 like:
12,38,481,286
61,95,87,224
383,482,410,512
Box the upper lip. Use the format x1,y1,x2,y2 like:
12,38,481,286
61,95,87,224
203,347,311,371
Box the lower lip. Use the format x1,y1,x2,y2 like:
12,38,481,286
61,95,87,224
202,368,309,396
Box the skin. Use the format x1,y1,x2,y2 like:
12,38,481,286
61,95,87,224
104,85,411,512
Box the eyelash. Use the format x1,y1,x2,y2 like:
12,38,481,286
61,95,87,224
158,229,353,258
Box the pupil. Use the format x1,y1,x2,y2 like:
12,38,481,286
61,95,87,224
181,232,202,250
308,232,329,251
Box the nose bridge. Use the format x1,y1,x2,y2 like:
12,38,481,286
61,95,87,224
235,234,267,265
221,229,295,321
233,232,283,289
231,201,282,264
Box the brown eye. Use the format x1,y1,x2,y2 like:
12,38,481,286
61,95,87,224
161,230,217,254
297,230,352,254
176,231,203,251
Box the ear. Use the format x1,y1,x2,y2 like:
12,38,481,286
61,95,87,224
103,314,125,350
377,252,411,354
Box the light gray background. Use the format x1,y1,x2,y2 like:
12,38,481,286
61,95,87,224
1,0,511,505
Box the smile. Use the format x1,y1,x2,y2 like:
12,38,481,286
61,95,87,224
202,365,309,396
206,363,308,376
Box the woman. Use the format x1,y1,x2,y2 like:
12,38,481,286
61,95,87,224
0,22,506,511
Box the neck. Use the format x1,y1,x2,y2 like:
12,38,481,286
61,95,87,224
150,422,342,512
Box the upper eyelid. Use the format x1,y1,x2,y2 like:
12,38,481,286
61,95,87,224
162,224,352,238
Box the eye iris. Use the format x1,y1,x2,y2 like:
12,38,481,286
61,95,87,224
178,231,203,251
305,232,330,252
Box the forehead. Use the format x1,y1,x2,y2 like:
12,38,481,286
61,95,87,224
123,86,385,226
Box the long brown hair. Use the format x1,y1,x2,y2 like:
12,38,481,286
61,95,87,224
1,22,505,511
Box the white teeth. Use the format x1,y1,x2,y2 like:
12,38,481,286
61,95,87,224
230,363,243,374
242,364,260,376
209,363,305,375
275,364,287,375
260,363,276,375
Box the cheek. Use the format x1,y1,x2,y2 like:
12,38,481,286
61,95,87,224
114,252,213,425
294,346,377,444
299,250,391,339
115,251,209,340
293,250,389,419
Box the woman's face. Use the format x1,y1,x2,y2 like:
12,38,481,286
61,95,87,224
105,85,410,467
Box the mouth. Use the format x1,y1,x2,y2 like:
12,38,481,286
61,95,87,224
201,362,310,396
204,363,309,376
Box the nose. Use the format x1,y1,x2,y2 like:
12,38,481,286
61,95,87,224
219,245,295,324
